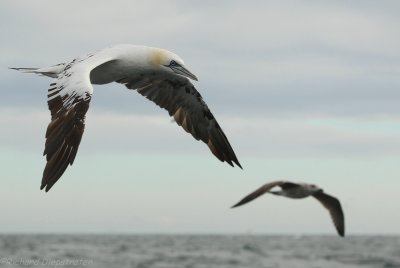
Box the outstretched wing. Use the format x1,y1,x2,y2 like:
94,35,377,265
312,192,345,237
41,61,93,192
231,181,285,208
117,76,242,168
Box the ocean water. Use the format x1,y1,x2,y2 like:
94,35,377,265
0,235,399,268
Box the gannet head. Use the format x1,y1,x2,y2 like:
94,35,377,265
308,184,323,194
151,48,198,81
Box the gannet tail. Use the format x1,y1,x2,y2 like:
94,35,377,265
10,63,66,78
10,67,40,72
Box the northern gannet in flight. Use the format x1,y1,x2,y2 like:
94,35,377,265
231,181,345,237
11,44,242,191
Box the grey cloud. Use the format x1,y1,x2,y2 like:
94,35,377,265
1,0,400,118
2,109,400,159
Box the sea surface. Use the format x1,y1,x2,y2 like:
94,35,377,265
0,235,399,268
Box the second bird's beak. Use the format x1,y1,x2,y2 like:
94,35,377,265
171,65,198,81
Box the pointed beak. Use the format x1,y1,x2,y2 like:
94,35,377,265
171,65,198,81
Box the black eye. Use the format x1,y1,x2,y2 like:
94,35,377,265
170,60,178,66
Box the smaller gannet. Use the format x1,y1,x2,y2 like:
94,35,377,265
232,181,345,237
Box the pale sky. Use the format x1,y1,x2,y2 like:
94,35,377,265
0,0,399,234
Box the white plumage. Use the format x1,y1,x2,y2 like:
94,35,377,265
12,44,242,191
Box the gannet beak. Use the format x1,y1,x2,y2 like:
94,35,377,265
171,65,198,81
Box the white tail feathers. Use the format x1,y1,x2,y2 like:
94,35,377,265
10,67,39,72
10,63,66,78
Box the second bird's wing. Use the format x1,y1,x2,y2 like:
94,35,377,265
231,181,285,208
312,192,345,237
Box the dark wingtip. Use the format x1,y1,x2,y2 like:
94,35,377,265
231,201,243,209
236,161,243,169
227,157,242,169
44,183,53,192
40,182,52,192
339,230,345,237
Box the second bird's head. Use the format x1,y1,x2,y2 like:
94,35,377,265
309,184,323,194
150,48,198,81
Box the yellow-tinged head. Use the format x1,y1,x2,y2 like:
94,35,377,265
150,48,198,81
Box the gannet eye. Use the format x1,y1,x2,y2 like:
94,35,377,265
169,60,178,67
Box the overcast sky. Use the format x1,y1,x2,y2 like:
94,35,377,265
0,0,399,235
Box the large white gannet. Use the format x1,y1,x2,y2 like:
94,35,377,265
11,44,242,191
231,181,345,237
